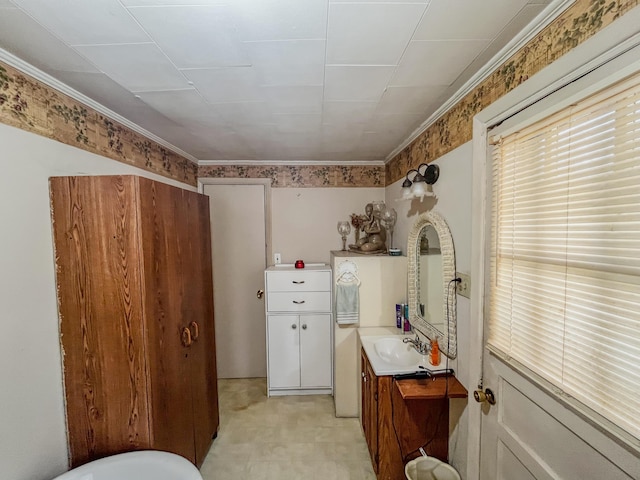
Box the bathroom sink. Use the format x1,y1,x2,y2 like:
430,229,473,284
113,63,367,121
360,334,444,376
374,337,423,367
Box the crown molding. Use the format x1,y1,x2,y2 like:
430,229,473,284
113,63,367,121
0,48,199,164
198,159,385,166
385,0,575,163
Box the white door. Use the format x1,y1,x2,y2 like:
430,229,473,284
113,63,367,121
204,183,267,378
267,315,300,389
478,350,638,480
299,314,331,388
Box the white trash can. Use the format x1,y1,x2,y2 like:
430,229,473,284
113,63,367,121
405,456,461,480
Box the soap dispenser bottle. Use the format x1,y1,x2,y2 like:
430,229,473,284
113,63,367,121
429,337,440,366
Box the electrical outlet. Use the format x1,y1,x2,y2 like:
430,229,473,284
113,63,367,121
456,272,471,298
274,253,281,265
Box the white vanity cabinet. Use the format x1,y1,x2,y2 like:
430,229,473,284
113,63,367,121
265,266,332,396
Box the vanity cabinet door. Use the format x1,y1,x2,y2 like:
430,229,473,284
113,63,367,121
361,349,379,473
267,315,301,389
300,314,331,388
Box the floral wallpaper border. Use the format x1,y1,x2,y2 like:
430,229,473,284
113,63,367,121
198,164,385,188
385,0,640,186
2,0,637,189
0,61,198,186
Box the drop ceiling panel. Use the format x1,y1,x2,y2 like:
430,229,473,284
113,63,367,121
127,5,250,68
232,0,328,41
326,3,427,65
263,86,323,114
376,86,447,115
391,39,491,87
12,0,149,45
213,102,276,126
183,67,264,103
322,101,378,126
0,8,99,73
414,0,530,40
135,89,225,125
0,0,552,162
273,113,322,133
74,43,190,92
324,66,395,102
246,40,325,86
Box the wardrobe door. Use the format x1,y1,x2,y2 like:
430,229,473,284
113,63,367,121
185,190,219,466
50,176,151,467
137,179,194,462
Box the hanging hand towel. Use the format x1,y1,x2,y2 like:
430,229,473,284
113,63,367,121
335,281,360,325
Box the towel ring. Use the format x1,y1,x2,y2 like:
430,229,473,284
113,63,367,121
336,260,361,285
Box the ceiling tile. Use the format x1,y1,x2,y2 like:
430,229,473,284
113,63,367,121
273,113,321,133
12,0,149,45
262,86,323,114
246,40,325,86
136,89,226,128
0,8,99,73
330,0,428,2
414,0,529,40
122,0,227,5
182,67,264,103
376,86,447,115
326,3,426,65
231,0,328,41
324,66,395,102
322,101,377,126
74,43,190,92
443,4,549,94
390,40,490,87
213,102,276,126
365,113,423,139
127,5,249,68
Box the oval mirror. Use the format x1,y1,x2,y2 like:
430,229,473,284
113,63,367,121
407,211,457,358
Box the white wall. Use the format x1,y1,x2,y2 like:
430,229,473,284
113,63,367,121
385,142,473,476
271,187,384,264
0,123,194,480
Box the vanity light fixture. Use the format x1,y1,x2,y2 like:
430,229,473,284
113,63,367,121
400,163,440,200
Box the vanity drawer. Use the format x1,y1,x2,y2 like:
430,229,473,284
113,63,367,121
267,291,331,312
266,270,331,292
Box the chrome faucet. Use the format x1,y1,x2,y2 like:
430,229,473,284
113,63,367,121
403,334,430,355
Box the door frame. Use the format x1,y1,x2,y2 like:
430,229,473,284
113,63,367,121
197,177,273,266
467,14,640,480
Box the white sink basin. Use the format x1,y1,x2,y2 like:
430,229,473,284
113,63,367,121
373,337,423,367
360,334,445,376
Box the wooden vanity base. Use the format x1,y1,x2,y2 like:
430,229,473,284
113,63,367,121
361,349,467,480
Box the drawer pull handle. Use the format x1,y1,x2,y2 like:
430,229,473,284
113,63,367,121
302,324,307,330
292,324,297,330
292,280,305,284
293,300,306,304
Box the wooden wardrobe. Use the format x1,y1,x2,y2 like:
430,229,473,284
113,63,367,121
50,175,219,468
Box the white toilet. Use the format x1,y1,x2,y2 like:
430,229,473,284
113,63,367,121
405,456,461,480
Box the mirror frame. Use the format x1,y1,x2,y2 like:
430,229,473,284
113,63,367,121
407,211,457,358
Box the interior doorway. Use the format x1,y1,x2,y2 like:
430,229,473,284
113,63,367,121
202,181,270,378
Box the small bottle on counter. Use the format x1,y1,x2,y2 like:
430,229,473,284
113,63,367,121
403,304,411,333
430,337,440,365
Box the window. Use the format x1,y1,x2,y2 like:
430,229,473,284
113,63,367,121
489,72,640,439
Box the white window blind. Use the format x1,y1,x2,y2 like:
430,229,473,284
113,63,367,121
489,72,640,440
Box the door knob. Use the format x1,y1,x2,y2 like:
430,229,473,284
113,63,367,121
257,289,264,299
474,388,496,405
